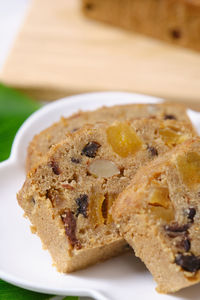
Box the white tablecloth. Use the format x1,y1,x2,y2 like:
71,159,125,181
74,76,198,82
0,0,30,73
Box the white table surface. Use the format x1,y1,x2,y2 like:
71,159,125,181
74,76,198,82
0,0,30,74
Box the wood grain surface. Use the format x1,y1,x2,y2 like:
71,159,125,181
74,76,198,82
1,0,200,108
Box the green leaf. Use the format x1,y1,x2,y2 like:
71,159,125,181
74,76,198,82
0,85,80,299
0,279,54,300
63,297,79,300
0,84,41,162
0,279,79,300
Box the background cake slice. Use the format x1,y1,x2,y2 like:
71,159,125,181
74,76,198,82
18,119,196,272
82,0,200,52
27,102,192,171
112,137,200,293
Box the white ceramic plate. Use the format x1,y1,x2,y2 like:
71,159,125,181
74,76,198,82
1,92,200,300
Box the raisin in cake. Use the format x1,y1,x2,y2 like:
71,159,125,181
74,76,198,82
18,119,196,273
27,103,191,171
82,0,200,52
112,137,200,293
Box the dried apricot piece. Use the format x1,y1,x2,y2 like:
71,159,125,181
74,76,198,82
148,187,174,222
149,187,170,209
177,152,200,188
107,122,142,157
159,128,188,147
89,193,105,226
149,206,174,222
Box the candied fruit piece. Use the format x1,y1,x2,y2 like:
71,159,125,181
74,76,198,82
148,187,174,222
159,128,188,147
149,206,174,222
149,187,170,208
106,194,116,224
89,193,105,226
46,189,64,208
107,122,142,157
177,152,200,188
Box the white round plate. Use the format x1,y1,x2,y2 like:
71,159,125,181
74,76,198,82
1,92,200,300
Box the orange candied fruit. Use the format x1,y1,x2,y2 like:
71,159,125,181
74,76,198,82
177,152,200,188
148,187,174,222
159,128,188,148
149,187,170,209
106,122,142,157
89,193,116,226
89,193,105,226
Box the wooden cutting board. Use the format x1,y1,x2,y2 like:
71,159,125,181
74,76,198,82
1,0,200,109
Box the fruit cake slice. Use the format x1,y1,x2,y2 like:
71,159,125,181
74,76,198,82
18,119,196,273
27,103,191,171
112,137,200,293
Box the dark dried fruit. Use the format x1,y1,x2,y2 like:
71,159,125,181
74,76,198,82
120,167,125,176
147,145,158,157
167,232,182,239
76,194,88,218
170,29,181,39
81,141,101,158
187,208,196,223
29,197,36,206
124,244,131,250
175,253,200,272
71,157,81,164
61,210,81,249
164,223,189,233
182,238,191,252
84,2,94,10
101,197,108,220
164,114,177,120
49,160,60,175
71,128,79,132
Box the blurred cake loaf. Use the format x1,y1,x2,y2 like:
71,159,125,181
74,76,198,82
82,0,200,52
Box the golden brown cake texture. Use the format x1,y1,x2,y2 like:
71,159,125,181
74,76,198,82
112,137,200,293
18,119,196,273
82,0,200,52
26,103,191,171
